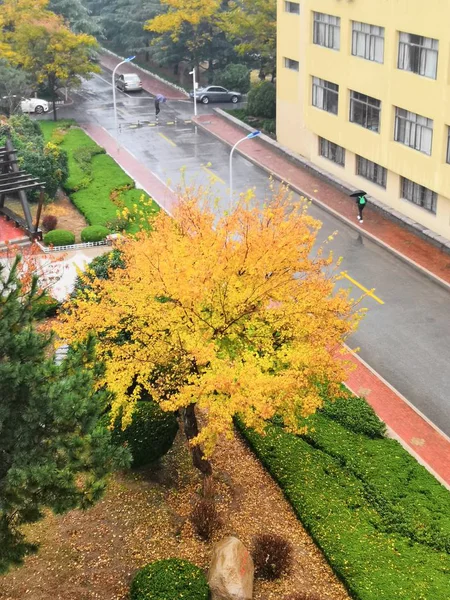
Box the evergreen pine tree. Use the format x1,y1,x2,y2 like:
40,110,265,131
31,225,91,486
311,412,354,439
0,257,129,573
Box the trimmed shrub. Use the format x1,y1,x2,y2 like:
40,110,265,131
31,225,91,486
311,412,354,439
110,400,178,468
247,81,276,119
130,558,210,600
72,249,125,297
262,119,276,135
33,293,60,319
190,498,221,541
80,225,111,243
213,63,251,94
237,410,450,599
319,391,386,438
43,229,75,247
42,214,58,232
252,533,293,580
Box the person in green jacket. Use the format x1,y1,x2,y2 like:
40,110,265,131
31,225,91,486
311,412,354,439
356,194,367,223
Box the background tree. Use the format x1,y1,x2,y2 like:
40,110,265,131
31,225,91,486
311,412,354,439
57,190,360,475
49,0,103,35
11,12,99,119
0,60,31,117
221,0,277,80
0,258,129,574
145,0,222,72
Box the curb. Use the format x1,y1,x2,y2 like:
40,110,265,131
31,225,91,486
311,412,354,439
194,115,450,293
214,108,450,255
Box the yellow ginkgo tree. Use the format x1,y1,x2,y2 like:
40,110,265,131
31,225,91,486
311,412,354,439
57,190,361,474
0,0,99,120
145,0,222,72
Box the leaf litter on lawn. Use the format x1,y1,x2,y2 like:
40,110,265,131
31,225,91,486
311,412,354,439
0,432,350,600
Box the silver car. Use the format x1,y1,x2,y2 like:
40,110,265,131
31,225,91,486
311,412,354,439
189,86,242,104
116,73,142,92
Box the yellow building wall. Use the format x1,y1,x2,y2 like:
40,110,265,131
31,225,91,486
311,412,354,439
277,0,450,239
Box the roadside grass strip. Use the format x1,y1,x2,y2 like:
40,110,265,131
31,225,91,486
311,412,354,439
237,392,450,600
40,121,159,233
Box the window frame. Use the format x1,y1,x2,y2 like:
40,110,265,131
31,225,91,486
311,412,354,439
284,57,300,71
349,91,381,132
394,107,433,155
351,21,385,63
400,177,437,213
446,127,450,164
398,32,439,79
313,12,341,50
312,77,339,115
284,1,300,15
356,156,387,188
319,137,345,166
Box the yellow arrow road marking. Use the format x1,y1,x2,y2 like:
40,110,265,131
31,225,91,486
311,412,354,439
158,132,177,147
201,165,225,184
341,272,385,305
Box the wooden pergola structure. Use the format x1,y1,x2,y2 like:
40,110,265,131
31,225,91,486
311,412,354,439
0,136,46,240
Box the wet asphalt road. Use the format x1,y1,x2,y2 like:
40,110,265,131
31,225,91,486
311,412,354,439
43,71,450,436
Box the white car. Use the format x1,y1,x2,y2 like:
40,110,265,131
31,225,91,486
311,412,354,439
20,98,49,114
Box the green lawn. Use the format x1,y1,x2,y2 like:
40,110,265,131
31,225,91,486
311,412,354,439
40,121,159,232
237,393,450,600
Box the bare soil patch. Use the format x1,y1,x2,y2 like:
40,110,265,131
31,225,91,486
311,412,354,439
5,191,88,242
0,432,350,600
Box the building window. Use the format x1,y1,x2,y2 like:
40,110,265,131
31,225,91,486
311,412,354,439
313,12,340,50
319,138,345,166
284,57,299,71
285,1,300,14
356,156,387,188
312,77,339,114
352,21,384,63
447,127,450,164
398,32,438,79
394,108,433,155
401,177,437,213
349,91,381,132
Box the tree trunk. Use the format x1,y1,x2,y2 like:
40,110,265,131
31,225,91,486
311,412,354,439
183,404,212,476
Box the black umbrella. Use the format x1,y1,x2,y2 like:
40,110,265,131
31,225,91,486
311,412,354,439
349,190,367,198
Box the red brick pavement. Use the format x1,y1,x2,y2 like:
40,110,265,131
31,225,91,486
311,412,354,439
195,114,450,287
345,350,450,487
82,123,178,216
0,216,25,243
81,120,450,487
100,53,188,101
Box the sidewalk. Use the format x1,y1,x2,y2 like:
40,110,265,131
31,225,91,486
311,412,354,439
82,123,178,216
81,119,450,488
195,113,450,289
99,52,188,101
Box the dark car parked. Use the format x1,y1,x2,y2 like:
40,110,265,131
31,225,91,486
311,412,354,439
189,86,242,104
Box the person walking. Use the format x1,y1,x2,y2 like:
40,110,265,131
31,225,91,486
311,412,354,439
154,94,166,121
356,193,367,223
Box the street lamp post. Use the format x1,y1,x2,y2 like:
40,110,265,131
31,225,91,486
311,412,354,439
112,55,135,147
229,130,261,210
189,68,197,117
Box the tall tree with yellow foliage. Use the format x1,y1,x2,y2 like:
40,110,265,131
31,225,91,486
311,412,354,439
0,0,99,120
57,191,360,474
145,0,222,71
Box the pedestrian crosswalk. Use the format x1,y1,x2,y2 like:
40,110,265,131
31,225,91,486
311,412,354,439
124,119,193,130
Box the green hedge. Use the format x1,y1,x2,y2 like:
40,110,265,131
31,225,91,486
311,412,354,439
237,394,450,600
130,559,210,600
39,122,160,232
110,400,178,468
43,229,75,247
80,225,110,243
72,249,125,297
